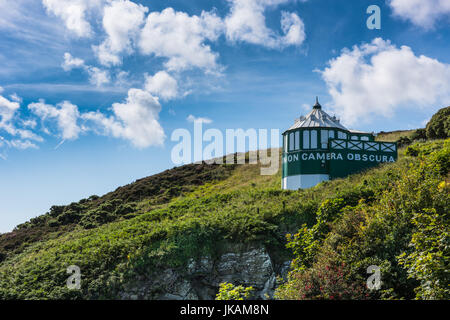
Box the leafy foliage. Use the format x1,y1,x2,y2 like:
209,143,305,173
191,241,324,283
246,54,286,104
0,127,448,300
0,163,236,257
426,106,450,139
216,282,254,300
277,139,450,300
398,205,449,299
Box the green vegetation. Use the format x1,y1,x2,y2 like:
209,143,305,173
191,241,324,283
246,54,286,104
0,163,236,258
376,129,417,142
0,125,448,299
216,282,254,300
377,106,449,149
426,106,450,139
275,139,449,300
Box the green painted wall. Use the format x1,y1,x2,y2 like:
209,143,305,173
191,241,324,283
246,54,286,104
282,132,397,180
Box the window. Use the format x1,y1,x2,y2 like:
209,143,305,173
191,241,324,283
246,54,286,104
338,131,347,139
351,135,358,140
295,131,300,150
289,132,294,151
321,130,328,149
361,136,369,141
303,130,310,149
311,130,317,149
329,130,335,139
284,135,288,152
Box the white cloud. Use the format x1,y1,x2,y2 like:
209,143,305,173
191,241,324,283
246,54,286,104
10,0,312,153
3,87,165,151
94,0,148,66
42,0,104,38
0,93,43,151
114,70,131,87
9,93,22,103
139,8,224,72
0,94,20,131
8,139,38,150
144,71,179,101
0,0,68,54
61,53,110,87
280,11,305,46
82,89,165,148
187,114,213,124
224,0,306,48
87,67,110,87
62,52,85,71
22,119,37,129
389,0,450,29
28,100,81,140
14,128,43,142
319,38,450,125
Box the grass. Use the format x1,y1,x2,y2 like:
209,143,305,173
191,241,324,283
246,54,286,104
376,129,417,142
0,138,447,300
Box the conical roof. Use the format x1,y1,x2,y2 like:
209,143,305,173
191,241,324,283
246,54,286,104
286,98,348,131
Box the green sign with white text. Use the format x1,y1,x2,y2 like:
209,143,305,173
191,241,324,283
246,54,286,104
282,139,397,179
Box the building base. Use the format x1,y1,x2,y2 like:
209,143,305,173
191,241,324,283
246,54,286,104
282,174,329,190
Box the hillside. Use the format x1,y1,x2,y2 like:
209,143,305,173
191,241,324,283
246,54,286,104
0,132,448,299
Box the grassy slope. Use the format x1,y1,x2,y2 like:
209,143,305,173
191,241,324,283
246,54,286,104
0,133,446,299
376,129,417,142
0,163,236,257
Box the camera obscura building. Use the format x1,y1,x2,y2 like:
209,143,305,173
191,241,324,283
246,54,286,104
282,98,398,190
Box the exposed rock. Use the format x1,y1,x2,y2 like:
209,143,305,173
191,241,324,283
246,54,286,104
118,244,291,300
279,261,292,281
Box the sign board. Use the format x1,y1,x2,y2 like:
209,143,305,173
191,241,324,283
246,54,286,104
282,139,397,179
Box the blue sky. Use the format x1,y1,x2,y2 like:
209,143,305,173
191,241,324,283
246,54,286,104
1,0,450,233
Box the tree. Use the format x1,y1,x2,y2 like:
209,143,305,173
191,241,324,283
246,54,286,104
426,106,450,139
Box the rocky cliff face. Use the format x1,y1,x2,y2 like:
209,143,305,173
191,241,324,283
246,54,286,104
119,245,291,300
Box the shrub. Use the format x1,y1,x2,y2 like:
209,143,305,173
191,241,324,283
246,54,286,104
397,136,412,148
405,145,420,157
277,139,449,300
426,106,450,139
275,251,369,300
216,282,254,300
398,206,450,299
411,128,427,141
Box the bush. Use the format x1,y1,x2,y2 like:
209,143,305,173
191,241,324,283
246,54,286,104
426,106,450,139
277,139,450,300
411,128,427,141
216,282,254,300
405,145,420,157
399,206,449,299
397,136,412,148
275,251,369,300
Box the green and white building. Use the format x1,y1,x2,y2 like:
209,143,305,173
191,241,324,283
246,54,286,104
282,98,398,190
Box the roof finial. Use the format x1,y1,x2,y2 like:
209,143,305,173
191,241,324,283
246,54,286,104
313,96,322,109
